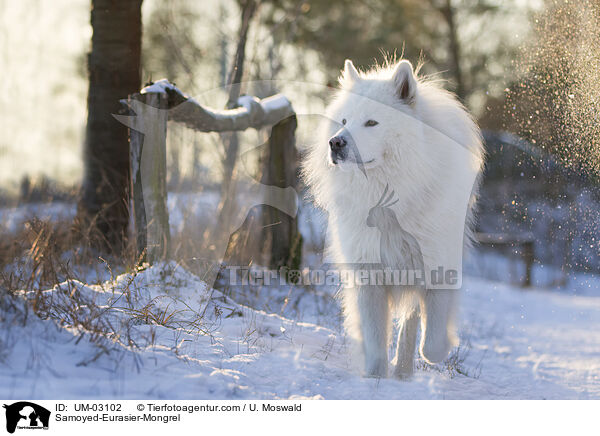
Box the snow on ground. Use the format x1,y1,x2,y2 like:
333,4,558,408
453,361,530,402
466,249,600,297
0,202,76,234
167,191,220,235
0,193,216,237
1,262,599,399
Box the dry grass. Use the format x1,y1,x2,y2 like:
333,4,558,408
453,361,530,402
0,207,166,366
0,217,221,380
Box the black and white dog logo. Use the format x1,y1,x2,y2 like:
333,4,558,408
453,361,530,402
3,402,50,434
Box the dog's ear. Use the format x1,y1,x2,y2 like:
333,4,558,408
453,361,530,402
343,59,361,82
392,60,417,104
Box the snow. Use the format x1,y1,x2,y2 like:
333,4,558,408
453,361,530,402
236,95,261,112
0,202,76,233
465,249,600,297
2,261,599,399
1,196,598,399
140,78,179,95
167,191,220,234
257,94,293,113
235,94,294,125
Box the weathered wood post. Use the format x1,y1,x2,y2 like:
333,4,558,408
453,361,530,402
522,240,534,287
122,91,170,263
261,115,302,270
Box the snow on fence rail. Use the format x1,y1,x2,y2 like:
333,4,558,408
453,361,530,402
116,80,297,263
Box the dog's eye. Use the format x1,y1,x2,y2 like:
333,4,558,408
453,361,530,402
342,118,347,125
364,119,379,127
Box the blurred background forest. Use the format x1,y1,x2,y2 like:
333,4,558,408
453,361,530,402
0,0,598,293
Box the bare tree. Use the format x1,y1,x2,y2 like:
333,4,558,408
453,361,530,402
212,0,259,246
439,0,464,100
212,0,302,272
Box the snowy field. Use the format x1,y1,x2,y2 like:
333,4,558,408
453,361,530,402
0,202,76,234
1,259,599,400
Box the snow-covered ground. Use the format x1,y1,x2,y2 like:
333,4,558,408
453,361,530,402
466,249,600,297
1,196,598,399
1,261,599,400
0,201,76,234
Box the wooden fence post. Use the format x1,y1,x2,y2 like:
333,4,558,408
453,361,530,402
522,240,534,287
127,91,170,264
261,115,302,270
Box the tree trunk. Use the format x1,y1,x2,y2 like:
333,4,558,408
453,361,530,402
441,0,465,101
78,0,142,252
212,0,258,253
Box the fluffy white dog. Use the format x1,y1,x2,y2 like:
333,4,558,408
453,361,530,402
303,58,484,378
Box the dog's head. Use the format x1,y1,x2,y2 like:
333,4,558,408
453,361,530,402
324,59,422,172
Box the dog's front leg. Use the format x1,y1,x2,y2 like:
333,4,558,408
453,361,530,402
357,284,389,377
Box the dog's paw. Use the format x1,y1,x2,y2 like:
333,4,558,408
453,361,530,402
392,360,414,380
420,334,452,364
393,369,414,381
364,356,388,378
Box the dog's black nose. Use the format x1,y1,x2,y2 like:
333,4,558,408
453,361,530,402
329,135,347,150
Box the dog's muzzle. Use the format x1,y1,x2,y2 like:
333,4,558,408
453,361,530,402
329,135,348,164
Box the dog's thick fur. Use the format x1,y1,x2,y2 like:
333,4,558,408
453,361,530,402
302,59,484,378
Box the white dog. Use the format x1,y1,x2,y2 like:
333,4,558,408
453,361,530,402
303,58,484,378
